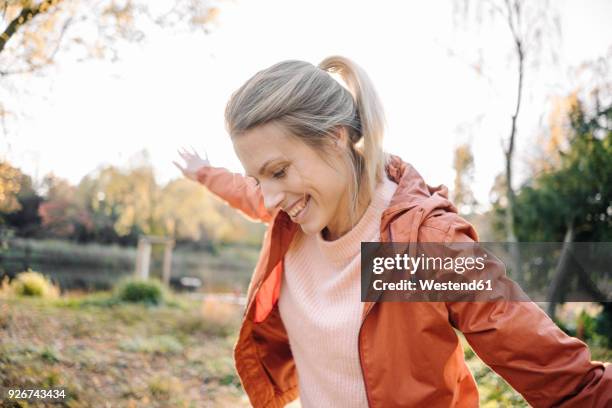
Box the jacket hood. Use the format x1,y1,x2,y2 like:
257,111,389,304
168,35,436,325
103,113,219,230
381,154,460,242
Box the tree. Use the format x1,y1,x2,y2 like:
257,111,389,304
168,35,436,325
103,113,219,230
38,172,92,239
513,94,611,318
452,143,477,214
0,160,21,214
0,0,220,71
453,0,561,285
526,92,578,177
1,166,43,237
0,0,221,135
0,159,45,240
83,163,156,239
156,177,265,246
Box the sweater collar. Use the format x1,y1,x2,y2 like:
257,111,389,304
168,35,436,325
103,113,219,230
315,176,397,264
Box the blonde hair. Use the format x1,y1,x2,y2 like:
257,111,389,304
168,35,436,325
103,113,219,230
224,55,388,225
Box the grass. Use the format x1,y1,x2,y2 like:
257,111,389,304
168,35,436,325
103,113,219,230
0,293,247,407
1,290,609,407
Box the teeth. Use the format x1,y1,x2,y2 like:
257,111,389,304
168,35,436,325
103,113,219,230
289,202,305,217
289,197,308,217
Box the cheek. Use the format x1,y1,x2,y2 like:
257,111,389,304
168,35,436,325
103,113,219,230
298,163,343,214
310,181,337,216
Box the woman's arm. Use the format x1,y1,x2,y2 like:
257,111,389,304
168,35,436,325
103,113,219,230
441,218,611,407
173,147,274,224
195,165,274,224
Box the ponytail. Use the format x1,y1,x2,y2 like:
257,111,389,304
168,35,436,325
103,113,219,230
318,56,388,201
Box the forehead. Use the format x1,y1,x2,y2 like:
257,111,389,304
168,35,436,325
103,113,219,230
232,122,304,173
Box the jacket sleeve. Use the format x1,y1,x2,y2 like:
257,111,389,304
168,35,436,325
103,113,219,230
442,216,612,408
195,165,274,224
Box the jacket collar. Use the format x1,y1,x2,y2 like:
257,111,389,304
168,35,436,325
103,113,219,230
381,154,457,238
360,154,459,319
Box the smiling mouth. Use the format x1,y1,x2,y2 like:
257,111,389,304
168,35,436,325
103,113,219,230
287,195,311,219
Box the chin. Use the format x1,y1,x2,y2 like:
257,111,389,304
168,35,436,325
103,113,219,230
298,218,325,236
299,223,318,236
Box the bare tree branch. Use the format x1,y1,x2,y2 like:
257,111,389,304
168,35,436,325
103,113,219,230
0,0,62,55
0,14,73,76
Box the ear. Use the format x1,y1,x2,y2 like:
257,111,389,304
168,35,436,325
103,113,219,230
332,126,350,149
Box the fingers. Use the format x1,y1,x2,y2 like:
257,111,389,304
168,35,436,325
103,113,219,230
177,146,210,167
172,161,184,173
177,147,192,161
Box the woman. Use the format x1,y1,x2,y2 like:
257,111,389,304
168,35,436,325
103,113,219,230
174,56,611,407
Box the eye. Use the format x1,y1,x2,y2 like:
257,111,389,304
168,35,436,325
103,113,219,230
272,166,287,179
248,165,288,187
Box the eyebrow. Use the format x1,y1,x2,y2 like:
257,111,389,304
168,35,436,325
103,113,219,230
248,158,282,178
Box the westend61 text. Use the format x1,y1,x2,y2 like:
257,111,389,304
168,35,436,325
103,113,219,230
373,279,493,291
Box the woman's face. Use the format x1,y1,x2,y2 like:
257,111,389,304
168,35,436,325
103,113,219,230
232,122,351,238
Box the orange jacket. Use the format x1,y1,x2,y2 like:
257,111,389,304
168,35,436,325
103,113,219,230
196,155,611,408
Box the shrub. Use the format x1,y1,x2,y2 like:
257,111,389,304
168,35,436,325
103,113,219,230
10,269,60,299
595,304,612,348
576,310,597,341
113,277,167,305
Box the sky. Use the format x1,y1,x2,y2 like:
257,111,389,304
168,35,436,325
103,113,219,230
2,0,611,210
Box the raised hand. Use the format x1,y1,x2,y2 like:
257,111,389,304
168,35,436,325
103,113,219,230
173,146,211,182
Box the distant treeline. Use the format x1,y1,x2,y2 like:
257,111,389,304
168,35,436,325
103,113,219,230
0,157,265,248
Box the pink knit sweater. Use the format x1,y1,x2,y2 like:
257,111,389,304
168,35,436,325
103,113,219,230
278,176,398,407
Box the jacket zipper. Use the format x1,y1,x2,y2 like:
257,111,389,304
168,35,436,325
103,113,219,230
357,223,393,408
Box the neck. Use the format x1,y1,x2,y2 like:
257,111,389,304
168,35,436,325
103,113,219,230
322,182,373,241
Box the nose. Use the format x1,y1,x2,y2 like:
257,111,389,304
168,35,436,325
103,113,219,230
261,182,285,213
